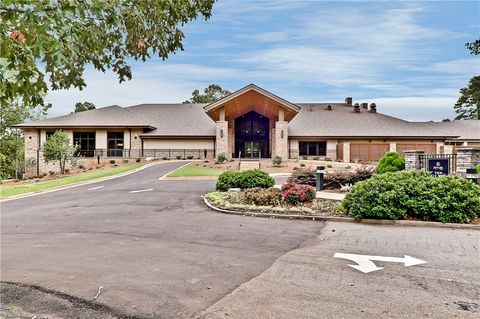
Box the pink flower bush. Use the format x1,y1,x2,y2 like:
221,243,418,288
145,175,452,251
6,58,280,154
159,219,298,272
281,182,316,205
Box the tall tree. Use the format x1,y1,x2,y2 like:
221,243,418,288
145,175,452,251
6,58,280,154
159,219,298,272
74,102,96,113
0,0,215,111
454,76,480,120
465,38,480,55
184,84,231,103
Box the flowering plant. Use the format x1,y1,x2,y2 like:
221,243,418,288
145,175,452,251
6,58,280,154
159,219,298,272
281,182,316,205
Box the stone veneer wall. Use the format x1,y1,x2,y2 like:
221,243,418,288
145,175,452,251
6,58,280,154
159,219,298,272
274,121,288,160
404,150,425,171
215,121,229,159
456,148,480,175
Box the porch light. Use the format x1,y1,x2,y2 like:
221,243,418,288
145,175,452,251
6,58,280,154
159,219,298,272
220,129,224,138
281,130,284,139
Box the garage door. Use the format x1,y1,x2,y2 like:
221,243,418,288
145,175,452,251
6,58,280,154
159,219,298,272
350,143,389,162
396,143,436,156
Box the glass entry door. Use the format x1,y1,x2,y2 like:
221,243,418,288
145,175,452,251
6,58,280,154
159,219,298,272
245,141,261,158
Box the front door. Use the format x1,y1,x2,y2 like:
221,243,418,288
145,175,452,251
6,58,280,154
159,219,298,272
245,141,261,158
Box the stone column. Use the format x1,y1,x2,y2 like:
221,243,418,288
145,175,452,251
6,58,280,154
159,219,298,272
389,142,397,152
456,148,480,175
274,121,288,160
404,150,425,171
215,121,228,159
24,128,40,178
343,142,350,163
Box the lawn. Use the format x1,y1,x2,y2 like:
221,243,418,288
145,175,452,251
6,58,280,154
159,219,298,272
0,162,145,199
167,164,225,177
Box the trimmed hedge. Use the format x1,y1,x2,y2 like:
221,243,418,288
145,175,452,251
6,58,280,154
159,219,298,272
216,169,275,191
341,171,480,223
375,152,405,174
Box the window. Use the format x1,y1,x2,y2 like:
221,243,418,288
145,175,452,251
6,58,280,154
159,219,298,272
73,132,95,157
107,132,124,157
46,131,56,139
299,142,327,156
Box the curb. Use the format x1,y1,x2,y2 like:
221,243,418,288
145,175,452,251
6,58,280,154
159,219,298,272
0,162,156,202
203,197,480,230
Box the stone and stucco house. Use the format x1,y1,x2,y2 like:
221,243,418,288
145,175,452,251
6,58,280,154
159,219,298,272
13,84,480,176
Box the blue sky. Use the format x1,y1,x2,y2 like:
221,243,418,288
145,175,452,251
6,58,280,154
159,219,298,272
46,0,480,121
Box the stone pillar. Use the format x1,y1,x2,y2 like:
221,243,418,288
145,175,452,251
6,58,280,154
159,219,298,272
404,150,425,171
24,128,39,178
343,142,350,163
274,121,288,160
215,121,229,159
326,140,337,160
389,142,397,152
456,148,480,175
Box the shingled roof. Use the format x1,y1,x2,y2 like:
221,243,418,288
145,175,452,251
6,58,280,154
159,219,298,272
289,103,459,138
125,103,216,137
13,105,152,128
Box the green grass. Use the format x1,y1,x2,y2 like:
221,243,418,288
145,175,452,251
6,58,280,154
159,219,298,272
0,162,145,199
167,164,225,177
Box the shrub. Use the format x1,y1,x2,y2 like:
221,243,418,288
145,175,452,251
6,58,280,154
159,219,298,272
217,153,227,163
341,171,480,223
49,170,55,175
216,171,239,191
325,157,332,161
216,169,275,191
136,158,142,162
109,159,116,164
327,164,332,168
375,152,405,174
313,156,320,161
64,168,70,173
123,159,129,163
88,167,93,170
300,163,306,167
289,165,374,189
234,169,275,189
176,155,182,160
243,187,282,206
42,172,47,177
272,156,282,166
281,182,316,205
302,156,308,160
477,163,480,174
78,164,85,169
288,167,316,186
187,155,194,159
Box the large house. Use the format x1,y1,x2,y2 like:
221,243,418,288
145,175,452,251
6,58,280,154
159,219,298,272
14,84,480,176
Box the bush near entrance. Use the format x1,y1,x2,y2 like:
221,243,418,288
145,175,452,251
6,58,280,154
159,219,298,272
375,152,405,174
289,165,374,189
341,171,480,223
216,169,275,191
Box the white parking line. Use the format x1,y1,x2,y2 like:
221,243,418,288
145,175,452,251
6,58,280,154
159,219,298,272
129,189,153,194
88,186,104,191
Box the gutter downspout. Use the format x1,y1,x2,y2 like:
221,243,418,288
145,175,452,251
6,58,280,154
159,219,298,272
129,128,132,158
36,128,40,177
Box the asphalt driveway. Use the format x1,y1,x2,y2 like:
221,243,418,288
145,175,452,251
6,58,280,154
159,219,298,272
1,162,324,318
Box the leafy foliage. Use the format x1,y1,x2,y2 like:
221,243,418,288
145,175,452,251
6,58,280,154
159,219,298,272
281,182,316,205
375,152,405,174
466,38,480,55
215,169,275,191
74,101,95,113
454,76,480,120
243,187,282,206
42,130,78,174
0,1,215,110
341,171,480,223
272,155,282,166
217,153,227,163
184,84,231,103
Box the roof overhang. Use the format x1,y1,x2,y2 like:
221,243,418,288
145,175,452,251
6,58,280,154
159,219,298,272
204,84,300,122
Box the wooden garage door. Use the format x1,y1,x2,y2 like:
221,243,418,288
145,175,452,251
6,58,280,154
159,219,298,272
350,143,389,162
396,143,436,156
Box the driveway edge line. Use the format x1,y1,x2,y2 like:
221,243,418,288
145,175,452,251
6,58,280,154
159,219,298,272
0,162,156,202
203,197,480,230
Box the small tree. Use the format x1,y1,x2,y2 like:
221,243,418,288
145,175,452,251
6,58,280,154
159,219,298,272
375,152,405,174
42,131,78,174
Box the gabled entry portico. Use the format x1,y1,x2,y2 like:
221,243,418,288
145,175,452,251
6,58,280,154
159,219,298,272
204,84,300,159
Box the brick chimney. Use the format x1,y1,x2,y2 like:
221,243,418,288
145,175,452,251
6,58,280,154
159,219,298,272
353,103,360,113
361,102,368,109
369,103,377,113
345,97,352,106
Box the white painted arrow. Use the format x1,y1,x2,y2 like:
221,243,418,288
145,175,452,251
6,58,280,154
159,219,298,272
334,253,427,273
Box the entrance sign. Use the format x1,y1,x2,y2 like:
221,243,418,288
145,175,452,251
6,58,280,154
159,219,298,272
334,253,427,273
427,158,449,176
